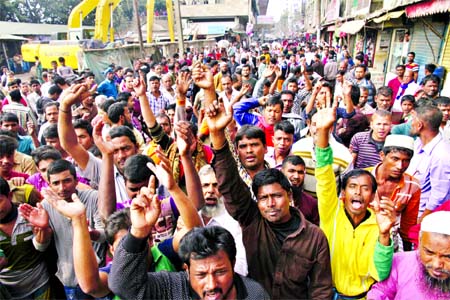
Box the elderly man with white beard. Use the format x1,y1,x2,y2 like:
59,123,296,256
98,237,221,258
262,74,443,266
368,211,450,300
198,164,248,276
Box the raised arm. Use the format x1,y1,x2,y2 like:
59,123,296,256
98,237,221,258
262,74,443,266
305,80,322,115
58,84,91,169
134,76,157,128
174,71,192,123
93,121,117,221
43,189,110,297
149,148,202,252
174,121,205,210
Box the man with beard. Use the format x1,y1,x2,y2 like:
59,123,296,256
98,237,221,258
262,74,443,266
281,155,319,225
436,96,450,141
368,211,450,300
350,109,392,169
422,75,440,100
198,164,248,276
213,62,229,92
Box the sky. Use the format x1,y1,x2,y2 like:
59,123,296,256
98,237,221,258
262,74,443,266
266,0,284,22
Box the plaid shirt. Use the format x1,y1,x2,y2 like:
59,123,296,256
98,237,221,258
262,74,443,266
146,91,171,113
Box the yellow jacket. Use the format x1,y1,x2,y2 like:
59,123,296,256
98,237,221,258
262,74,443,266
316,146,393,297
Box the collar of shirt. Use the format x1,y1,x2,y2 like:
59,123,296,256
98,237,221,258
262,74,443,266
416,133,443,155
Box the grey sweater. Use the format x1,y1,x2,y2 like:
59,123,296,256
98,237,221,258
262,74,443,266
108,233,269,300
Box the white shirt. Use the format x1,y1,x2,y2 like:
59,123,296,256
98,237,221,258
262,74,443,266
200,208,248,276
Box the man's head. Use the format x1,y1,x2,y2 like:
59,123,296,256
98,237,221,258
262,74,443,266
402,69,414,84
123,154,156,199
31,145,62,183
380,135,414,179
219,62,228,75
105,208,132,255
354,65,366,80
0,113,20,135
435,97,450,125
47,159,78,201
424,64,437,76
410,104,442,137
161,74,173,90
73,119,94,150
252,168,292,224
273,120,294,157
419,212,450,294
43,101,59,124
371,110,392,141
286,78,299,94
422,75,440,99
43,124,64,152
9,89,22,103
374,86,393,111
407,52,415,63
221,75,232,94
58,57,66,65
395,64,405,78
341,169,377,219
235,125,267,172
148,76,161,93
7,80,19,91
48,85,62,100
124,75,134,91
263,96,284,126
30,79,41,94
0,135,17,177
179,226,237,300
108,102,131,126
155,113,172,135
238,64,248,77
281,155,306,188
280,90,295,113
359,86,369,108
108,126,138,174
198,165,225,218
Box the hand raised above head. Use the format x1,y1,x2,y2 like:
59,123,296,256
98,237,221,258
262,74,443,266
133,75,147,97
61,83,88,107
191,62,214,90
204,100,233,134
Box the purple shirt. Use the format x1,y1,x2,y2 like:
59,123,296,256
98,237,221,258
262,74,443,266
368,251,450,300
26,173,90,192
406,133,450,214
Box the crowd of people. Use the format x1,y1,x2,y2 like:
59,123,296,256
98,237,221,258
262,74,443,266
0,40,449,300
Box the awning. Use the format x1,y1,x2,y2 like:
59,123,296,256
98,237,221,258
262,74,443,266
327,25,336,32
372,10,405,23
0,34,29,41
339,20,365,35
406,0,450,18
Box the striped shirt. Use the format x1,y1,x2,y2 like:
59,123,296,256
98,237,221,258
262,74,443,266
350,130,383,169
147,91,171,114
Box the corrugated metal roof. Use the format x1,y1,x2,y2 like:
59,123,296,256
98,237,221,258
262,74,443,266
0,21,68,36
406,0,450,18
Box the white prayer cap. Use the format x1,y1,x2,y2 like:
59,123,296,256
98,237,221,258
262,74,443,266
421,211,450,235
383,134,414,152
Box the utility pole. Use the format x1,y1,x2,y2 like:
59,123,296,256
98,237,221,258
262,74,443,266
133,0,145,57
173,0,184,56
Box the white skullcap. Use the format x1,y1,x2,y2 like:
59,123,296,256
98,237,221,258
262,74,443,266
383,134,414,152
421,211,450,235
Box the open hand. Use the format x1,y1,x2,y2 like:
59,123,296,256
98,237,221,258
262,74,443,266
191,62,214,90
41,188,86,219
19,202,49,229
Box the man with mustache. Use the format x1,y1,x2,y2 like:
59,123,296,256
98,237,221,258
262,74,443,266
198,164,248,276
315,99,396,299
368,211,450,299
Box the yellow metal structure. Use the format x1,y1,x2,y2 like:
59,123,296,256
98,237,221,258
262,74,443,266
94,0,122,43
22,43,81,70
146,0,155,43
68,0,99,29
